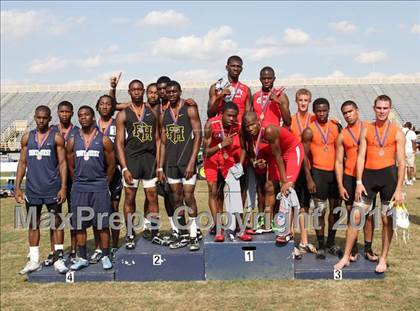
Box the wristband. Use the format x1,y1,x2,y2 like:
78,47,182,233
157,168,163,172
356,180,363,185
121,167,128,174
217,143,223,150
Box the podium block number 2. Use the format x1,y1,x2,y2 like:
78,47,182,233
153,254,163,266
244,250,254,262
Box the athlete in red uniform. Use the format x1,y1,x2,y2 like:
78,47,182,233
252,66,291,127
302,98,341,259
242,112,303,235
207,55,252,121
334,101,377,268
203,102,251,242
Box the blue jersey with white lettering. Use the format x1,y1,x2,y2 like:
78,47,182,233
72,129,108,192
26,130,60,198
97,118,117,144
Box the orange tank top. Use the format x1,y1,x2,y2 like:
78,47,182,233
309,119,339,171
365,120,398,170
342,121,366,177
291,112,315,142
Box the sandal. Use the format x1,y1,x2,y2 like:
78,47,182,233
364,248,379,262
293,247,302,260
350,244,359,262
298,243,317,254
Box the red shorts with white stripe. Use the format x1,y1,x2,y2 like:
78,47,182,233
267,143,304,183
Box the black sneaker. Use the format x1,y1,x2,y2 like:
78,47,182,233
152,234,171,246
168,230,180,243
169,235,189,249
69,250,77,264
189,237,200,251
327,245,343,257
142,229,152,241
125,235,136,250
225,229,236,242
209,226,216,235
316,247,326,259
197,229,203,241
44,252,55,267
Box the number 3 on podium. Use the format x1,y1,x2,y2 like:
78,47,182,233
333,269,342,280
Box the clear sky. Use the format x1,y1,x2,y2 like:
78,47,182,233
1,1,419,86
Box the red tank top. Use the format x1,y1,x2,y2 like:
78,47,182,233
253,88,284,127
216,81,249,121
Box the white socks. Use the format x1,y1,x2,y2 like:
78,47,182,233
54,244,64,251
29,246,39,263
189,217,197,238
169,217,179,232
143,218,151,230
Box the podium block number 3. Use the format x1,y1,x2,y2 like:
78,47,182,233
153,254,163,266
244,250,254,262
333,269,342,280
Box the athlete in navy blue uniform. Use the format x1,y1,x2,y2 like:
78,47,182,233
158,81,202,251
115,79,161,249
51,100,79,263
89,95,122,263
67,106,115,271
15,105,68,275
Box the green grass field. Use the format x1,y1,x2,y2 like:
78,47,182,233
1,160,420,311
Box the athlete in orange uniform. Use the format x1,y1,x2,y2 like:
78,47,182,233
290,89,317,254
333,101,377,269
302,98,341,259
350,95,405,274
207,55,252,120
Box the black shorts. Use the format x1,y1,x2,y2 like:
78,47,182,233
362,165,397,203
110,168,123,201
70,189,112,230
126,152,157,180
311,168,339,201
295,168,311,208
25,196,62,215
343,174,356,205
165,164,196,180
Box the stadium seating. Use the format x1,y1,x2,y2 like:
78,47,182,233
1,79,419,151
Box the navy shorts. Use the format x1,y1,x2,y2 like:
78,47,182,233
311,168,339,201
25,196,62,215
70,189,112,230
110,168,123,201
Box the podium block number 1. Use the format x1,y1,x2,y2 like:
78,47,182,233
244,250,254,262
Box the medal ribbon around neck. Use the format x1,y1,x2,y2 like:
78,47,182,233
59,124,73,141
131,104,146,123
98,118,113,135
80,128,98,152
259,89,273,121
35,128,51,150
374,120,390,149
253,127,264,158
296,112,310,134
346,122,362,146
314,120,330,147
169,100,184,124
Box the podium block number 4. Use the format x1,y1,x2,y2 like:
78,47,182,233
244,250,254,262
66,271,75,283
153,254,163,266
333,269,342,280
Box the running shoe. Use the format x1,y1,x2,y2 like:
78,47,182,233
54,258,68,274
237,232,252,241
142,229,152,241
214,229,224,242
19,260,41,275
196,229,203,241
169,235,189,249
316,248,326,260
43,252,55,267
70,258,89,271
327,245,343,257
125,235,136,250
275,233,293,246
89,249,102,264
101,256,113,270
110,248,118,262
209,226,217,235
189,237,200,251
69,250,77,264
225,229,236,242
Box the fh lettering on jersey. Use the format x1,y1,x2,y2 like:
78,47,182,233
76,150,100,158
166,124,185,144
132,122,153,143
29,149,51,157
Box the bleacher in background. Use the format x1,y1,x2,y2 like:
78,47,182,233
1,78,419,151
